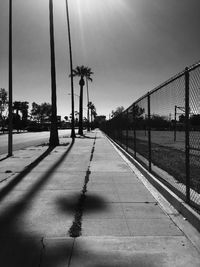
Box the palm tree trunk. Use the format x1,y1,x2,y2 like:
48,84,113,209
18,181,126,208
86,78,90,131
78,82,83,135
49,0,59,146
8,0,13,156
65,0,75,138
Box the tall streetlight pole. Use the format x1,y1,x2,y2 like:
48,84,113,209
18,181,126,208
65,0,75,138
8,0,13,156
49,0,59,146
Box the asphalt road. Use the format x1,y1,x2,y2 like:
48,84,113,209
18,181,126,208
0,129,74,155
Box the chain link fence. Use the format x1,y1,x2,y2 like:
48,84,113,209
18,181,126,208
101,61,200,212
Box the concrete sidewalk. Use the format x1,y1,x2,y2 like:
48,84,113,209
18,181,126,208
0,130,199,266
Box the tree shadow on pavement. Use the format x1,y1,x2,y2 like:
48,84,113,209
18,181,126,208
70,239,163,267
0,236,74,267
77,255,163,267
57,193,108,215
0,137,163,266
0,139,76,266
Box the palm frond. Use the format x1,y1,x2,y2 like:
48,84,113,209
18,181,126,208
71,65,94,80
87,77,93,82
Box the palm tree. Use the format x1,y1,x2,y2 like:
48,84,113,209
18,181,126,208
49,0,59,146
85,67,93,131
72,65,88,135
65,0,75,138
88,102,96,128
90,103,96,123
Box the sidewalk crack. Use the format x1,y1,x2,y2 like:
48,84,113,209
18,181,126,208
67,238,75,267
38,237,45,267
68,134,96,238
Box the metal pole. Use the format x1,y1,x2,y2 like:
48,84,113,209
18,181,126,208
126,110,128,151
49,0,59,146
121,115,123,145
148,93,152,172
65,0,75,138
133,105,136,158
174,105,177,142
185,67,190,203
8,0,13,157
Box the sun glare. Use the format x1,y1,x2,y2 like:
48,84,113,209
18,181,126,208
71,0,129,16
60,0,132,63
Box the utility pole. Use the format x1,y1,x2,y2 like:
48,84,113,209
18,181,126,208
65,0,75,138
49,0,59,146
8,0,13,156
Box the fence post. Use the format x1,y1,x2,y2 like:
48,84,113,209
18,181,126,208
148,93,152,172
174,105,177,142
185,67,190,203
120,115,123,145
133,104,136,158
126,110,128,151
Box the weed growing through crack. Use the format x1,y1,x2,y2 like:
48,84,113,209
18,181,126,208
68,135,96,237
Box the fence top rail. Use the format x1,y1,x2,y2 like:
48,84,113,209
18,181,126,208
188,60,200,72
123,60,200,115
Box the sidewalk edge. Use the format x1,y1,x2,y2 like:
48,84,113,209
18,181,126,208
103,133,200,233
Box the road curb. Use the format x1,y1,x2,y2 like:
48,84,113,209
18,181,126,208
104,133,200,233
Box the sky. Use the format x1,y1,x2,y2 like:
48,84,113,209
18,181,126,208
0,0,199,119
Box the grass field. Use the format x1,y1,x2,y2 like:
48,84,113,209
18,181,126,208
127,130,200,153
120,130,200,196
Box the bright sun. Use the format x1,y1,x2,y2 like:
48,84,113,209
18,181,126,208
69,0,128,16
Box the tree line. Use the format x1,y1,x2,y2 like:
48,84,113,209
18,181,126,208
0,89,53,132
109,105,200,131
0,87,98,133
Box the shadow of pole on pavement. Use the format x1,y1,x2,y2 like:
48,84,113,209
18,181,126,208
0,146,55,202
0,139,74,203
